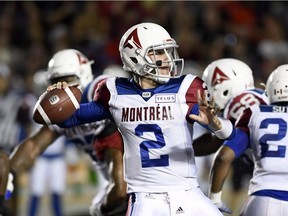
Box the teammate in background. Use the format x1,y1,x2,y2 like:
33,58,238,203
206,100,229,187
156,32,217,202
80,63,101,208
209,64,288,216
27,70,81,216
193,58,268,214
28,136,67,216
89,64,130,216
2,49,127,216
0,61,37,215
52,22,234,215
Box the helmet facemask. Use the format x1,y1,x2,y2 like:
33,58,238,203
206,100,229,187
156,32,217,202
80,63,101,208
143,44,183,84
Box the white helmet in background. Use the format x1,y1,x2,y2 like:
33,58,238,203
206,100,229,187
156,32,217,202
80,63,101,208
48,49,94,89
119,22,184,84
103,64,131,78
202,58,255,110
33,69,49,94
266,64,288,104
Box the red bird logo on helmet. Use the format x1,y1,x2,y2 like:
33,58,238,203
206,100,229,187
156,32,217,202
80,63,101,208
211,67,230,87
76,53,88,65
123,29,142,49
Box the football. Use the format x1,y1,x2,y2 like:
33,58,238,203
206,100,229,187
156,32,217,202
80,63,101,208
33,86,82,125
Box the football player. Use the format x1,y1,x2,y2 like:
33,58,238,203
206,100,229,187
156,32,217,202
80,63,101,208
3,49,128,216
192,58,268,214
209,64,288,216
0,61,37,215
51,22,234,216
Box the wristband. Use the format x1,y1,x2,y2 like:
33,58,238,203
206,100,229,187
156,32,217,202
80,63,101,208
209,191,222,204
213,118,233,139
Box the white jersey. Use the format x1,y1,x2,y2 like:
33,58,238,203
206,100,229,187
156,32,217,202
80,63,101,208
224,88,268,124
105,74,206,193
237,104,288,195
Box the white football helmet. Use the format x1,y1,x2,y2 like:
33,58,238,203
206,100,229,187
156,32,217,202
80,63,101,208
266,64,288,104
119,22,184,84
47,49,94,89
202,58,255,110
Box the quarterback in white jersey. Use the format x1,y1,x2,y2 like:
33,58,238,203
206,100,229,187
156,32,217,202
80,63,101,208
209,64,288,216
55,22,234,216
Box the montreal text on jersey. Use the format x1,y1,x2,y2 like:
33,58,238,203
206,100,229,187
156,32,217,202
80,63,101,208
121,105,174,122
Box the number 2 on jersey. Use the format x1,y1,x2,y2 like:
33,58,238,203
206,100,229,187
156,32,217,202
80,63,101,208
259,118,287,158
135,124,169,168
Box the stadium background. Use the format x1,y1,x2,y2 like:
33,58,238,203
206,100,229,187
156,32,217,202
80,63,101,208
1,1,287,215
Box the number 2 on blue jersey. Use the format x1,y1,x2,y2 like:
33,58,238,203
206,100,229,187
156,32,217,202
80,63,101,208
259,118,287,158
135,124,169,168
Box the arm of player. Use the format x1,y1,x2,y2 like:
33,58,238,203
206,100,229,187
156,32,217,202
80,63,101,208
208,128,250,213
10,125,58,173
189,90,234,139
47,82,112,128
193,133,224,156
100,148,127,215
58,101,112,128
0,152,9,199
208,146,234,214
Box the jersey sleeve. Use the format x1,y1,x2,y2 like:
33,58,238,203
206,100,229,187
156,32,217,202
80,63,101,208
224,91,266,125
235,107,252,134
223,128,250,158
58,101,112,128
223,107,252,157
185,76,208,123
93,78,111,110
58,79,113,128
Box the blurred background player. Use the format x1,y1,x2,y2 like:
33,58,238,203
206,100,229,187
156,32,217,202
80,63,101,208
89,64,131,216
3,49,128,215
181,60,214,194
0,61,37,215
27,70,79,216
27,136,68,216
209,64,288,216
193,58,268,214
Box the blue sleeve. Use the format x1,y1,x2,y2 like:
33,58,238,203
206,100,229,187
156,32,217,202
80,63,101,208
80,82,91,103
58,101,112,128
223,128,249,158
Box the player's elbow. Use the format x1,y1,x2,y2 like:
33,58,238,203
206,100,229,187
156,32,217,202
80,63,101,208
215,146,235,165
115,183,127,200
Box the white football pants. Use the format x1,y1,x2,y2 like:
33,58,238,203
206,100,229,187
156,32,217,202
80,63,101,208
240,195,288,216
126,187,222,216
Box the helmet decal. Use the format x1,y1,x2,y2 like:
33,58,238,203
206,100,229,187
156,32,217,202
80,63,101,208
274,89,283,95
123,28,142,49
76,52,88,65
211,67,230,87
